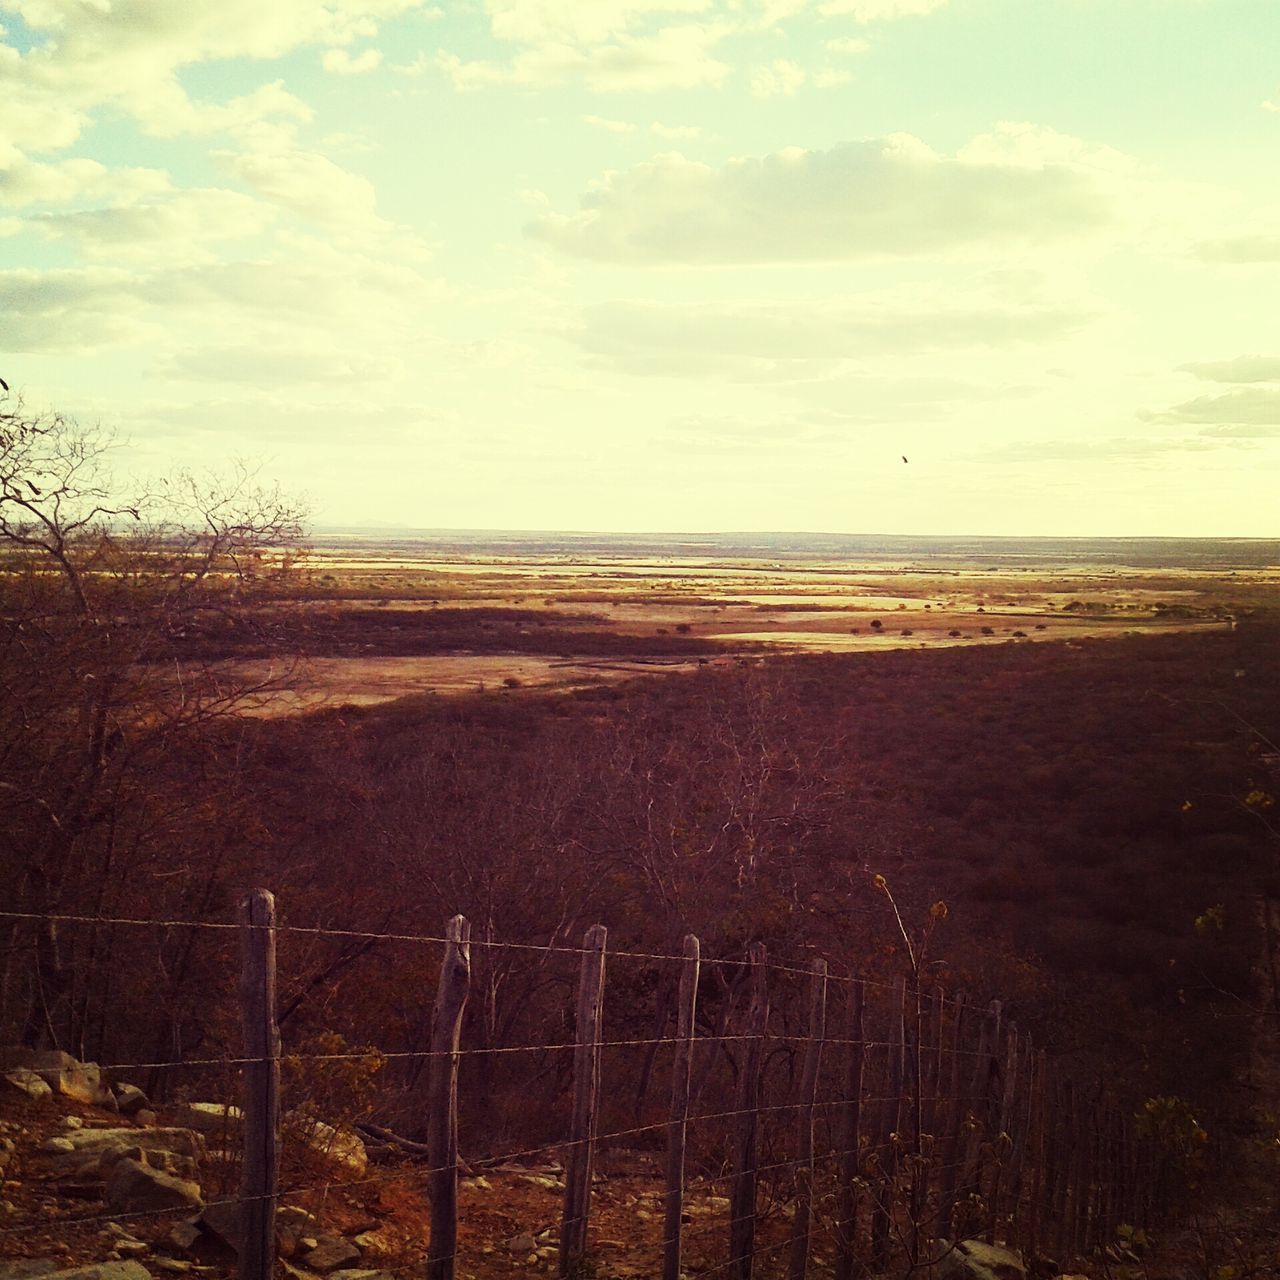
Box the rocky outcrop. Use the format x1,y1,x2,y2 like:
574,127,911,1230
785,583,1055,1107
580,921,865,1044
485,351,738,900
168,1103,241,1137
288,1116,367,1176
0,1266,150,1280
938,1239,1028,1280
0,1049,116,1110
105,1158,204,1216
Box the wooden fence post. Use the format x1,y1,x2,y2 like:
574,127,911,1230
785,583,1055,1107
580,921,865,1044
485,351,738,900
729,944,769,1280
427,915,471,1280
663,935,701,1280
871,978,905,1268
560,924,607,1279
833,978,865,1280
239,888,279,1280
788,959,827,1280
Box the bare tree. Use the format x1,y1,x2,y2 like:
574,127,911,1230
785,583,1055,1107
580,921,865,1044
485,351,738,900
0,391,308,1054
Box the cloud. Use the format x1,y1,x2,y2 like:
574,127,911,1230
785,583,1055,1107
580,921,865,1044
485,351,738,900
1193,233,1280,263
435,22,731,91
976,436,1231,464
1143,387,1280,428
826,36,870,53
1178,356,1280,383
584,114,637,132
322,47,383,74
0,153,169,208
528,133,1112,264
750,59,806,97
4,2,420,142
818,0,948,18
30,188,276,263
214,144,380,230
570,295,1094,379
158,344,401,386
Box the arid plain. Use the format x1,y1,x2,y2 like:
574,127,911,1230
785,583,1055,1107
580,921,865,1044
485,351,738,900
236,531,1274,713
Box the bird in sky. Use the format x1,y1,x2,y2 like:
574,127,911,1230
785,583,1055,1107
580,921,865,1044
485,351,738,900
901,455,909,464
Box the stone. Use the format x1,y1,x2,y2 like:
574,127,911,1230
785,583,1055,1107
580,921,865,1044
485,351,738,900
62,1116,84,1130
3,1266,151,1280
114,1086,150,1117
38,1127,204,1181
328,1272,389,1280
152,1263,193,1275
289,1117,367,1176
134,1111,157,1127
0,1263,60,1280
3,1070,53,1100
506,1233,537,1255
0,1050,115,1109
106,1158,204,1216
196,1200,241,1253
40,1137,77,1154
938,1240,1027,1280
114,1242,149,1259
169,1104,242,1137
303,1238,361,1273
163,1221,201,1253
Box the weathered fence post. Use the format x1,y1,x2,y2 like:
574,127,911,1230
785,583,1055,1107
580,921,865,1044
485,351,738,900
871,978,905,1268
788,959,827,1280
427,915,471,1280
833,978,865,1280
239,888,279,1280
729,944,769,1280
663,935,701,1280
560,924,607,1279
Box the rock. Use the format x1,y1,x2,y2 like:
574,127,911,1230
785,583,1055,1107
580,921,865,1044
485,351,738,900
196,1200,241,1253
3,1266,151,1280
303,1238,361,1273
506,1233,537,1255
328,1272,390,1280
106,1158,204,1216
278,1206,316,1227
0,1049,115,1109
0,1263,60,1280
938,1240,1027,1280
114,1242,150,1259
169,1103,242,1136
152,1263,193,1275
289,1117,367,1176
164,1221,201,1253
62,1116,84,1130
134,1111,157,1127
40,1137,77,1154
4,1070,53,1100
38,1127,204,1181
114,1085,150,1117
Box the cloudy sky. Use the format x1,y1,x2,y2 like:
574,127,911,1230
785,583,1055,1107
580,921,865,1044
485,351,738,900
2,0,1278,536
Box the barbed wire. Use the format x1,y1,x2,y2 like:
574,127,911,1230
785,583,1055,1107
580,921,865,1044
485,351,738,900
0,909,992,1014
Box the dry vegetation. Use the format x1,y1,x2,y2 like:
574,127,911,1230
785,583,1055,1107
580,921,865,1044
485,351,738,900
4,402,1280,1274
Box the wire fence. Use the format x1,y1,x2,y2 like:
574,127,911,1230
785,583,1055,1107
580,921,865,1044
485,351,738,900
0,897,1166,1280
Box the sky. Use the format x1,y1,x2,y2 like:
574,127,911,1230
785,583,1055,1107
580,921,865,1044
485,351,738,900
1,0,1279,537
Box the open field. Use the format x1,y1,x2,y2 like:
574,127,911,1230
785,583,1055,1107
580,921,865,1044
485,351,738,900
232,531,1273,713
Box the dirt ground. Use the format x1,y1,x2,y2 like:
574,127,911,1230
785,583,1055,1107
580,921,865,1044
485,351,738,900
231,538,1250,714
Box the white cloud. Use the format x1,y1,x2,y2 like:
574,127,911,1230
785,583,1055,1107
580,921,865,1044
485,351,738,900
584,114,637,132
1194,233,1280,263
528,134,1113,264
30,188,276,264
215,144,379,229
750,58,806,97
650,121,702,139
1144,387,1280,427
322,47,384,74
570,291,1093,380
435,22,731,91
817,0,947,20
1178,356,1280,383
825,36,869,53
3,1,417,144
0,153,168,208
